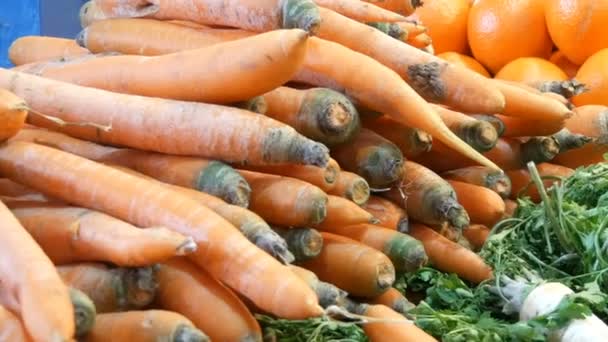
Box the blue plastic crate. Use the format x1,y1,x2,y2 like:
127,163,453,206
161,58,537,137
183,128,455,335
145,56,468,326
1,0,87,67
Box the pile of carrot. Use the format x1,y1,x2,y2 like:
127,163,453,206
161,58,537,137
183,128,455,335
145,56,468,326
0,0,602,340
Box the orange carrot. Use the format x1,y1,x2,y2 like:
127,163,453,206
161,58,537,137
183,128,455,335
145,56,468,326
384,161,470,229
274,227,324,262
81,0,321,33
554,144,608,169
368,288,414,315
507,163,574,202
319,223,427,272
294,35,501,170
493,80,573,121
232,96,268,114
0,193,62,208
19,30,309,104
327,171,371,205
314,8,505,115
331,128,404,188
360,0,421,16
367,22,408,41
358,304,437,342
237,158,340,192
83,310,208,342
9,206,196,266
313,0,407,22
0,178,37,197
361,114,433,158
8,36,90,66
289,265,347,308
165,20,212,29
442,166,512,199
395,20,427,36
239,170,329,227
0,305,29,342
314,195,377,229
0,69,330,167
0,89,28,142
409,224,493,283
0,142,322,319
57,263,158,313
0,200,74,342
497,114,566,138
68,288,97,338
360,196,408,232
503,199,518,218
407,33,432,48
298,232,395,297
433,104,498,152
156,258,261,342
262,86,360,146
446,181,505,227
462,224,491,251
564,105,608,138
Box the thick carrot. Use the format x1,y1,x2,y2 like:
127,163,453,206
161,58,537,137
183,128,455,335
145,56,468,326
368,288,414,315
462,224,491,251
0,89,28,142
313,0,406,22
0,142,322,319
0,69,329,167
441,166,512,199
238,170,328,227
327,171,371,205
503,199,518,218
314,195,378,229
358,304,437,342
20,30,309,104
289,265,347,308
507,163,574,202
320,223,427,272
298,232,395,297
497,115,566,138
81,0,321,33
447,180,505,227
361,114,433,158
156,258,261,342
9,206,196,266
493,80,573,121
314,8,506,115
331,128,404,188
0,200,74,342
360,0,421,16
409,224,493,283
367,22,407,41
262,86,360,146
564,105,608,138
554,145,608,169
83,310,208,342
237,158,340,192
273,227,324,262
433,105,498,152
469,114,506,137
0,305,29,342
69,288,97,338
384,161,470,229
57,263,157,313
8,36,90,66
360,196,408,232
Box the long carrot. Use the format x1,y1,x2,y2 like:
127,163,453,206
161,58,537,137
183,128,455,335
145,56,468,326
9,206,196,266
313,0,406,22
493,80,573,121
327,171,371,205
237,158,340,192
83,310,209,342
368,288,414,315
361,113,432,158
156,258,261,342
289,265,347,308
0,305,29,342
433,105,498,152
273,227,324,262
57,263,157,313
320,223,427,272
262,86,360,146
19,30,309,104
360,0,421,16
496,115,566,138
564,105,608,138
360,196,408,232
238,170,328,227
81,0,321,33
384,161,470,229
0,200,74,342
314,195,377,229
298,232,395,297
0,89,28,142
409,224,493,283
314,8,505,115
447,180,506,227
462,224,491,251
0,142,322,319
0,69,329,167
331,128,404,188
507,163,574,202
357,304,437,342
68,288,97,338
8,36,90,66
441,166,512,199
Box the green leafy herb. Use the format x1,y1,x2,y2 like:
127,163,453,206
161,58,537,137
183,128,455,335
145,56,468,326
256,314,368,342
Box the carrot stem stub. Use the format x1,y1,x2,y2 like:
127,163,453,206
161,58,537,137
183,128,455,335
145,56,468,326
274,227,324,262
69,287,97,338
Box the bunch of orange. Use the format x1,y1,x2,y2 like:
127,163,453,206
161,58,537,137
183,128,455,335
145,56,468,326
416,0,608,106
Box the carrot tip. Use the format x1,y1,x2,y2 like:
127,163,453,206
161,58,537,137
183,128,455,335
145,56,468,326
252,227,295,264
385,236,428,272
538,79,588,99
172,324,210,342
75,28,87,48
196,161,251,207
175,236,198,256
316,281,348,308
407,62,447,102
284,133,330,167
121,265,159,309
348,178,371,205
376,263,396,293
69,288,97,337
281,0,321,34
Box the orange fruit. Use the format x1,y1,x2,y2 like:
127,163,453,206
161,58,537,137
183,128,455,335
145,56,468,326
545,0,608,66
549,51,580,78
494,57,568,85
409,0,470,54
468,0,553,74
572,48,608,106
437,52,490,77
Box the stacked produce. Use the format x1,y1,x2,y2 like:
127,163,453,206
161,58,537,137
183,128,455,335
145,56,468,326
3,0,608,340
